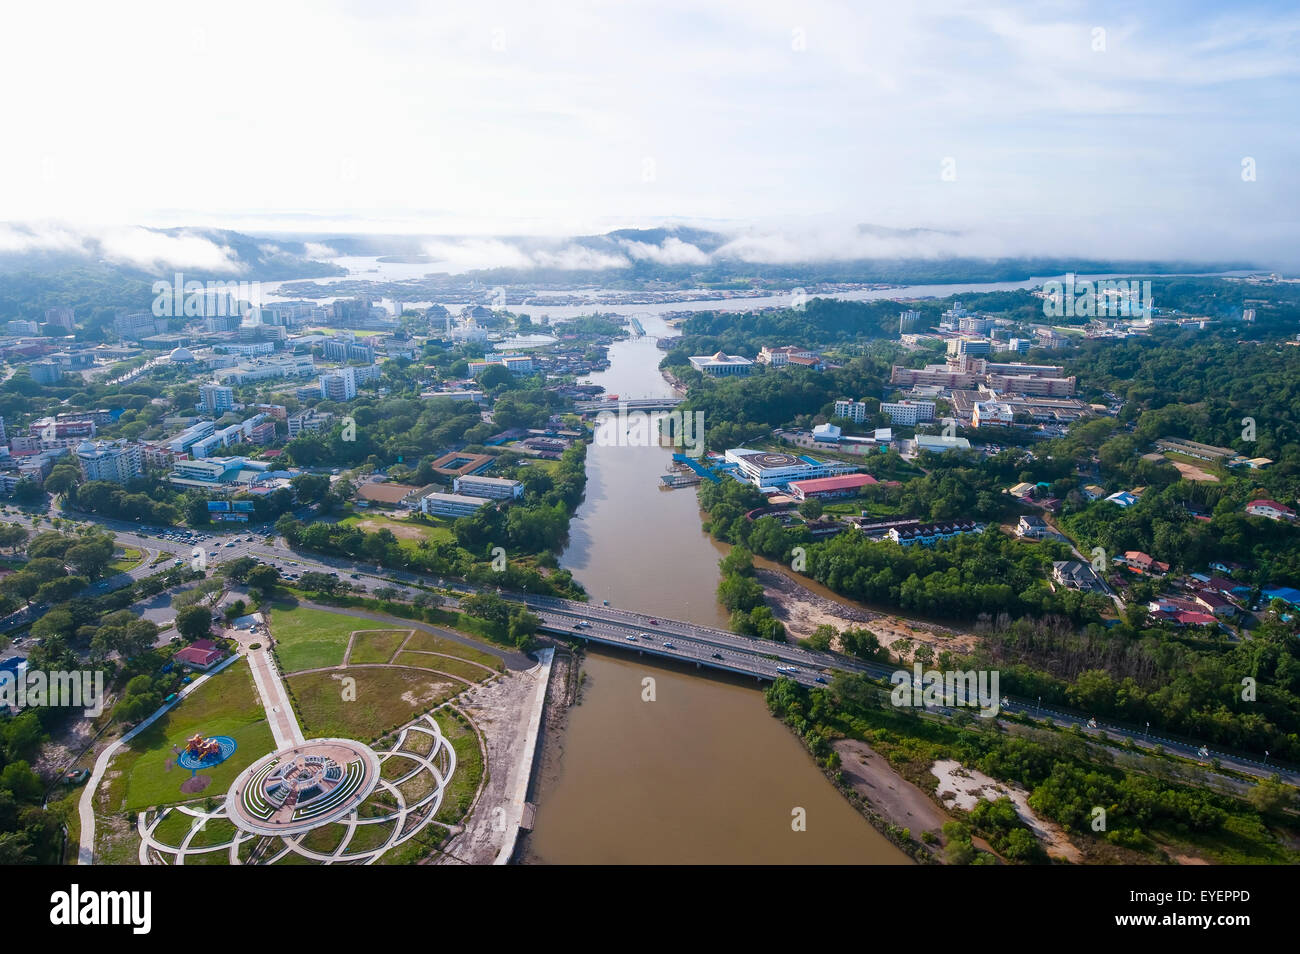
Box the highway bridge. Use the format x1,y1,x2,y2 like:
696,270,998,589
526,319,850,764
573,397,684,414
10,509,1297,785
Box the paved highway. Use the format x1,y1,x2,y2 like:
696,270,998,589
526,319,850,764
6,506,1297,785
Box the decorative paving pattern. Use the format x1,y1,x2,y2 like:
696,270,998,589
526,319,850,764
225,738,380,836
138,713,460,865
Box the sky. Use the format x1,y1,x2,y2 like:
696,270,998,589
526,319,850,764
1,0,1298,267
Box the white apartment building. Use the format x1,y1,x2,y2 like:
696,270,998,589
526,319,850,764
833,399,870,423
881,401,936,426
76,439,142,484
199,383,235,414
320,366,358,402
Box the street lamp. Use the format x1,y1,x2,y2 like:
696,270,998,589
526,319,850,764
1145,721,1150,739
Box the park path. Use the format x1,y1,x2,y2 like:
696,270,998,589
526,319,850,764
77,654,241,864
246,644,304,749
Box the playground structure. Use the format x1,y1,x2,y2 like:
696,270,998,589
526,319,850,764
176,733,238,775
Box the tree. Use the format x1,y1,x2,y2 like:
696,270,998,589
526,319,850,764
176,604,212,642
246,564,281,593
1247,776,1296,818
798,498,824,520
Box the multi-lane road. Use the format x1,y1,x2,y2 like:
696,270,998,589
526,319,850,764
4,506,1297,785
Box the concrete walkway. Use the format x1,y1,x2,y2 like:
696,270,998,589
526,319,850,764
77,654,241,865
246,645,304,749
494,648,553,865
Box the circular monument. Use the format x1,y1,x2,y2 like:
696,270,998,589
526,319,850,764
225,738,381,836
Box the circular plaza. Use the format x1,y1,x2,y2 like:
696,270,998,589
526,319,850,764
225,737,381,836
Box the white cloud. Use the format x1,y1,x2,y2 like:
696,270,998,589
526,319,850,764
620,237,710,265
96,228,242,272
530,245,629,270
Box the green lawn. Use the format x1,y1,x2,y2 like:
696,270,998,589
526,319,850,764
269,599,368,672
433,709,482,825
103,663,275,813
348,629,410,665
393,651,495,684
109,546,145,573
402,630,503,670
285,667,460,741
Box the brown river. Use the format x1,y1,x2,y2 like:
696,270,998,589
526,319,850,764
523,315,908,863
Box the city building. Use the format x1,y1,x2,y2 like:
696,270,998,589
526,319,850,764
756,345,824,370
30,360,63,385
165,420,217,454
723,448,857,492
971,400,1014,427
319,367,358,402
833,399,871,423
287,410,334,437
913,434,972,454
881,400,936,426
786,473,878,501
688,352,753,376
199,383,235,415
75,439,142,484
453,474,524,500
419,491,494,518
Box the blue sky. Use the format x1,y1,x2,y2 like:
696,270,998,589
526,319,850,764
1,0,1297,265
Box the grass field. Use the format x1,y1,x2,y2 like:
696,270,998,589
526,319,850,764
348,629,410,664
433,709,482,825
402,630,503,670
337,513,454,546
269,599,367,672
285,667,459,741
103,663,275,813
393,651,495,684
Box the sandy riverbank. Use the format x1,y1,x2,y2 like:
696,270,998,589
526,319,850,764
756,565,977,655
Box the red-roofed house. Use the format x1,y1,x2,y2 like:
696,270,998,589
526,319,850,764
173,639,224,670
787,473,877,501
1246,499,1295,521
1114,550,1170,576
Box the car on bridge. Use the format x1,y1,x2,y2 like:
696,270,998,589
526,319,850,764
663,642,675,649
624,635,637,642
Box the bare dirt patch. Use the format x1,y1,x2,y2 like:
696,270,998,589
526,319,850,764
931,758,1082,862
757,567,976,654
1167,458,1219,482
835,739,950,841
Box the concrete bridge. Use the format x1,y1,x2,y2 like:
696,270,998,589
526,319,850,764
573,397,685,414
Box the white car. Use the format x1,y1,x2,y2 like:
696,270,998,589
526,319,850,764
624,634,637,642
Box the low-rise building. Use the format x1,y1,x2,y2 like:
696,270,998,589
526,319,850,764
419,491,494,518
1246,499,1295,521
453,474,523,500
688,352,753,376
888,520,983,546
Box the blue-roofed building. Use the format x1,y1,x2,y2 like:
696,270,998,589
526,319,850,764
1263,587,1300,607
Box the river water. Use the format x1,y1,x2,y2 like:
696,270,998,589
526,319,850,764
524,310,908,864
